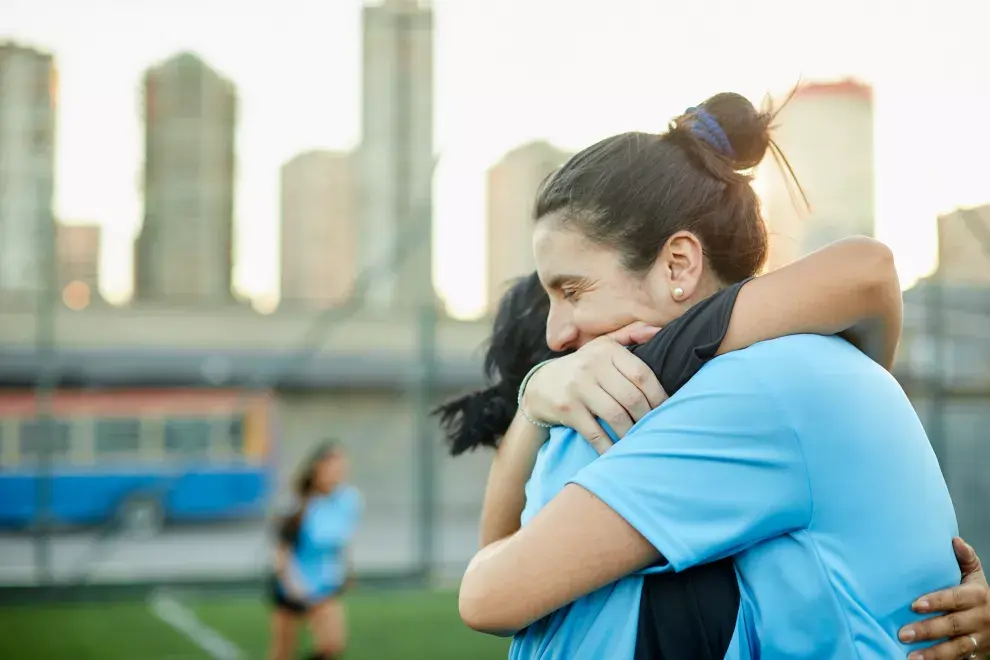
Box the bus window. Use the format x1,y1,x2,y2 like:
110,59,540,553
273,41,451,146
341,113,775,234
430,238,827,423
164,418,211,457
94,418,142,459
19,419,72,463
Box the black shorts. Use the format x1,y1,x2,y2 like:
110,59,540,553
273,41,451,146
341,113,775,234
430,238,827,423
268,575,338,615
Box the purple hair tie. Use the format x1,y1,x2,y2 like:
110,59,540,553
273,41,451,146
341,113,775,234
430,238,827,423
685,107,735,159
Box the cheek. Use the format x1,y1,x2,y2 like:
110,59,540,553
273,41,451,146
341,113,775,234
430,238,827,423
572,300,640,339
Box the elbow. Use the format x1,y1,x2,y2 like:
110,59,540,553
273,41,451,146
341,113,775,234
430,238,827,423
845,236,898,299
458,575,521,636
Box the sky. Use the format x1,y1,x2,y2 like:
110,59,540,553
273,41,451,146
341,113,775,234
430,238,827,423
5,0,990,318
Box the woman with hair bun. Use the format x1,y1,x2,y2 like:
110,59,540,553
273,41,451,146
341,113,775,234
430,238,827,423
442,92,990,659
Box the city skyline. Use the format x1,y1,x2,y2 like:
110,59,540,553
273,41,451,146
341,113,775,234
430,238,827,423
5,0,990,318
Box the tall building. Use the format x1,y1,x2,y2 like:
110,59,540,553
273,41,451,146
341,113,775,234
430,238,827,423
359,0,434,310
0,42,56,298
486,141,572,312
134,52,237,304
760,80,875,270
56,223,101,304
280,150,357,307
933,205,990,285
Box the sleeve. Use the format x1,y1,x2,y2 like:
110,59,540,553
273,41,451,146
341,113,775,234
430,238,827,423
569,354,813,572
630,278,751,396
305,487,363,547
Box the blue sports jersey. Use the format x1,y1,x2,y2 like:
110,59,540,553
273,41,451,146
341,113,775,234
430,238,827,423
512,335,959,659
288,484,362,601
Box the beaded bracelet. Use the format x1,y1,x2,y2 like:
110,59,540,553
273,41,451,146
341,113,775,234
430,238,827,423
516,359,557,429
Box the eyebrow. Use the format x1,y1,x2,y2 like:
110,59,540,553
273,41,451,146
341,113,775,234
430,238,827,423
544,274,588,291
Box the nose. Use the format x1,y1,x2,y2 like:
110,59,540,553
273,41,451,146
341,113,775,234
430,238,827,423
546,305,579,353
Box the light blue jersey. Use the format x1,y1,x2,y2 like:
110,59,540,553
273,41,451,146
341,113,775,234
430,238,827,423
564,335,960,658
290,484,362,601
511,414,749,658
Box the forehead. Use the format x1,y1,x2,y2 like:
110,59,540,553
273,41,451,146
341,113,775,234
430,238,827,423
533,219,617,281
533,220,593,266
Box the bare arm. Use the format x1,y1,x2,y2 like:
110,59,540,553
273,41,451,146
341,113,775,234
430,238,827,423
720,236,901,370
462,484,655,633
273,543,305,599
478,412,549,547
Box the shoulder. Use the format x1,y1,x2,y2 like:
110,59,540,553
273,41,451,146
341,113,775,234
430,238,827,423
309,486,362,516
630,337,816,435
718,333,842,362
337,485,363,512
695,334,852,386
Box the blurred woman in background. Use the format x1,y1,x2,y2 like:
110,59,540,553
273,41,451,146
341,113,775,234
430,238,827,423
269,441,362,660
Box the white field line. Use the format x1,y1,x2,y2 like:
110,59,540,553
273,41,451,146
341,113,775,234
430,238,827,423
147,589,244,660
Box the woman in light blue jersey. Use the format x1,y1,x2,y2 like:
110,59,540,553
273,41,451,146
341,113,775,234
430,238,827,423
268,441,361,660
444,90,990,659
442,256,990,659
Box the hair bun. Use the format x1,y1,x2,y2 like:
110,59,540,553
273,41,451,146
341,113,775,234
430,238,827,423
689,92,772,171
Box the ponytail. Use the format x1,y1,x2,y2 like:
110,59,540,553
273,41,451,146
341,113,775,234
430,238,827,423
435,272,561,456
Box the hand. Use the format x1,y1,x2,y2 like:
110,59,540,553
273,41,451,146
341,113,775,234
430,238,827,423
900,537,990,659
521,323,667,454
283,576,309,603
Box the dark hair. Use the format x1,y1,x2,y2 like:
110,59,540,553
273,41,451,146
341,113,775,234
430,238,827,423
278,441,340,546
434,272,559,455
436,92,803,456
535,92,792,284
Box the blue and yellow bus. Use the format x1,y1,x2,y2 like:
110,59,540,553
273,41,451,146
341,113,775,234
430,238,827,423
0,388,277,531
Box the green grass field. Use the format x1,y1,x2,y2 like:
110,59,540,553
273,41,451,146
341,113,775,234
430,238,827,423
0,589,510,660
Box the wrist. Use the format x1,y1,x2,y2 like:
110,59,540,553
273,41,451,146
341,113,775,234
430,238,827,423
511,410,550,444
518,359,556,428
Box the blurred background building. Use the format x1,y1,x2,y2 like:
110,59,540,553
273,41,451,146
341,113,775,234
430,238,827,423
279,150,357,308
0,42,56,301
761,80,875,270
133,52,237,305
359,0,435,311
56,222,100,309
485,140,571,312
933,204,990,286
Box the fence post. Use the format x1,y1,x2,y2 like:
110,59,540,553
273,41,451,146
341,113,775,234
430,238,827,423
33,173,57,585
415,303,439,581
925,271,947,468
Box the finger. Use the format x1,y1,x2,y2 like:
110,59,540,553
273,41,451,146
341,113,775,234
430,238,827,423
608,322,661,346
569,405,614,455
611,349,668,409
900,610,979,643
913,582,986,614
596,367,652,425
577,383,635,439
626,325,662,345
906,633,981,660
954,537,983,578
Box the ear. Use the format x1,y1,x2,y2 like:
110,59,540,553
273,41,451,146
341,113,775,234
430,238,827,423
651,231,706,302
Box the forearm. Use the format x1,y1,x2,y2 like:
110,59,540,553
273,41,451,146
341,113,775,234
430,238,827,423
478,412,548,547
720,237,901,369
837,277,902,371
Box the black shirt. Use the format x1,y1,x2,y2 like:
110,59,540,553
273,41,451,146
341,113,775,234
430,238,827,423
626,279,750,660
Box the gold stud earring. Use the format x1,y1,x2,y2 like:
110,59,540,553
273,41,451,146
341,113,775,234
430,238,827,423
672,287,684,300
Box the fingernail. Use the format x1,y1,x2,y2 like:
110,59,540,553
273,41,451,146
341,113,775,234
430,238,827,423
913,599,930,612
908,653,923,660
899,627,915,642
